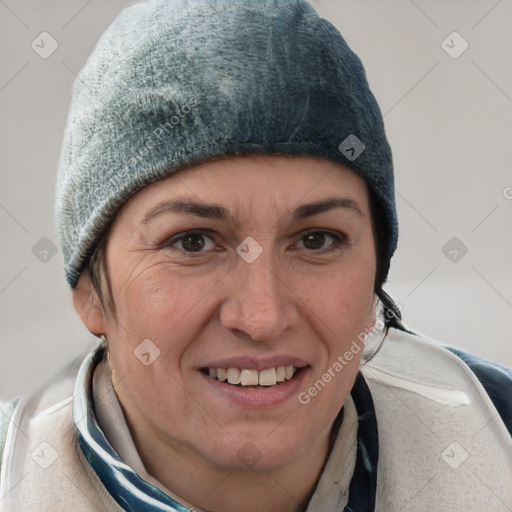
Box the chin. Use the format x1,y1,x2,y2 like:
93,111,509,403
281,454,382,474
202,428,311,472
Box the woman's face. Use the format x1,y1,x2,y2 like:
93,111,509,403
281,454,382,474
81,155,377,471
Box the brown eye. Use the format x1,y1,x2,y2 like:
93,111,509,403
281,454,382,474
169,231,216,253
297,231,344,251
302,232,327,250
181,234,206,251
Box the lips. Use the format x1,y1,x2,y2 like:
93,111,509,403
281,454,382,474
199,358,310,407
205,365,298,387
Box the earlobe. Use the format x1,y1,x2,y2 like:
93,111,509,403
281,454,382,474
72,271,107,335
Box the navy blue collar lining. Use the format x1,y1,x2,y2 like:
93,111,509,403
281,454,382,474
344,372,379,511
74,347,188,511
73,346,379,511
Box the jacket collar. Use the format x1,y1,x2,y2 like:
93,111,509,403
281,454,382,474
73,345,379,512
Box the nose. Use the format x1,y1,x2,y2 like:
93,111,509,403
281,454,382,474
219,254,299,342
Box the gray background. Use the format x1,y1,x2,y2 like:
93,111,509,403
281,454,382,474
1,0,511,400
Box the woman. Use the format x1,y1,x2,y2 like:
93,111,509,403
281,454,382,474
0,0,511,510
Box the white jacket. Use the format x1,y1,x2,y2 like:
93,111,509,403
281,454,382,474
1,327,511,511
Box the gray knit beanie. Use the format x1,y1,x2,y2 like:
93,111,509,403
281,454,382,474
55,0,398,289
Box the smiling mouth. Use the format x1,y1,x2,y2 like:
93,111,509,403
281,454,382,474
201,366,301,388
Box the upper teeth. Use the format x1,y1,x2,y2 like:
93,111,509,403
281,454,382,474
208,365,297,386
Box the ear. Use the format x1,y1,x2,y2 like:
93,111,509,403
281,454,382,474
72,270,107,336
365,293,379,331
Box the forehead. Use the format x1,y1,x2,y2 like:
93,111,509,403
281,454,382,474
120,155,369,218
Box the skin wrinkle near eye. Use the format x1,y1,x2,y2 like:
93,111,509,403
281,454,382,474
163,229,348,257
88,187,379,315
137,197,363,264
155,218,356,261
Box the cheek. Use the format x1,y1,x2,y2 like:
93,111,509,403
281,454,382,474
292,297,371,444
107,262,222,376
300,264,375,338
293,228,376,331
113,262,216,330
294,264,374,406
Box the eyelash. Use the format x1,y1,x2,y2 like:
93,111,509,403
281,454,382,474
162,229,348,255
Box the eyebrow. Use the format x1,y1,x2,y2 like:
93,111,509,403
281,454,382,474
290,198,363,222
141,197,363,225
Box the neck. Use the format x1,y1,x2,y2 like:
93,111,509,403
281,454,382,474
125,410,335,512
